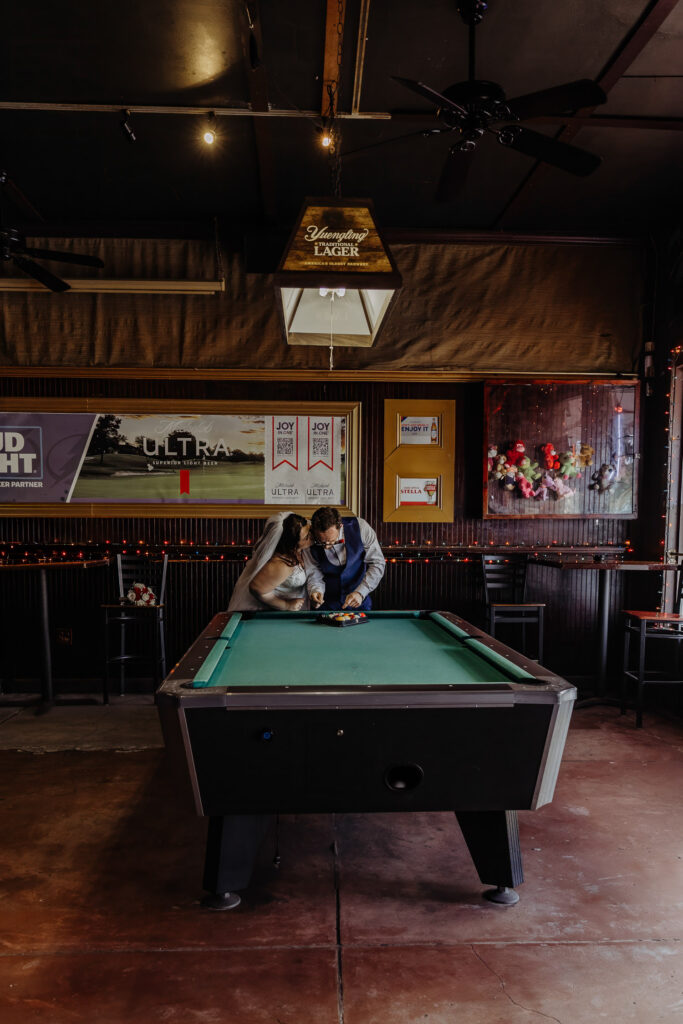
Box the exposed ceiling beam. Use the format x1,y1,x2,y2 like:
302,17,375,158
351,0,372,115
496,0,683,226
322,0,346,115
5,101,678,132
0,101,390,121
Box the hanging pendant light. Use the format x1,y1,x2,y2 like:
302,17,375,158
274,197,402,357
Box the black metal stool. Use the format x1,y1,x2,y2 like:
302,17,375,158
481,554,545,662
621,573,683,727
102,553,168,703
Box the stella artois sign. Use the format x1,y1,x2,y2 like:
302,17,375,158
274,197,402,350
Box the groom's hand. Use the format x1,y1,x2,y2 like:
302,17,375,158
310,590,324,608
342,591,362,609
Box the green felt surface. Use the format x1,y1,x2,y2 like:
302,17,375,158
200,612,530,688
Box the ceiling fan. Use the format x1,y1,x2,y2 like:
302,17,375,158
391,0,607,201
0,170,104,291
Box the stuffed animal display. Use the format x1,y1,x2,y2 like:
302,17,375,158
487,439,600,502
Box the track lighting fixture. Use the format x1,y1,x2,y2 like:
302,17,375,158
203,113,217,145
119,110,136,143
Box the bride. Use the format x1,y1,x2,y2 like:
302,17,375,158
227,511,311,612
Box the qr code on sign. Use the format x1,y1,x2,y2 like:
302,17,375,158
276,438,294,456
312,438,329,457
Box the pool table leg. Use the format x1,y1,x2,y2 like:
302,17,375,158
454,810,524,905
201,814,274,910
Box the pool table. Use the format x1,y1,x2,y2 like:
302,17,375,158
156,610,576,907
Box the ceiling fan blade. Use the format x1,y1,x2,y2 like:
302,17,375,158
343,128,449,161
436,146,474,202
21,246,104,268
0,170,45,222
391,77,467,118
497,125,601,176
504,79,607,122
12,254,71,292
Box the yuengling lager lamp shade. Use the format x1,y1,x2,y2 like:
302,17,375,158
274,197,402,350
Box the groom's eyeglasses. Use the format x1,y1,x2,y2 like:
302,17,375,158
317,527,342,549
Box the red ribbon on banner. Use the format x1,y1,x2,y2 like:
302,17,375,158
307,417,334,470
179,470,190,495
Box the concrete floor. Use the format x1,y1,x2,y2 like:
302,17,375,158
0,697,682,1023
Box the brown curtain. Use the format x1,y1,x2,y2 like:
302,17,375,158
0,237,644,373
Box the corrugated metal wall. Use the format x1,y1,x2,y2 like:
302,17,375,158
0,377,657,689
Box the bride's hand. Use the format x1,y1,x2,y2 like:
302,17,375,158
288,598,304,611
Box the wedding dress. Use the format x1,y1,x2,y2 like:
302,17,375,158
272,563,307,602
227,513,309,612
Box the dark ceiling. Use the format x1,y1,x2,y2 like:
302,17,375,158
1,0,683,241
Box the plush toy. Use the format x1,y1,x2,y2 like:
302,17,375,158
516,471,536,498
552,476,575,499
487,444,498,473
558,451,581,480
533,473,551,500
540,443,560,472
534,473,555,500
506,440,526,466
492,454,508,480
536,472,572,500
578,443,594,468
503,463,517,490
589,463,617,493
517,455,542,483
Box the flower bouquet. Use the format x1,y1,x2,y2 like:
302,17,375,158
126,582,157,607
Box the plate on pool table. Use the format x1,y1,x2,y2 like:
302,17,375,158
317,612,369,627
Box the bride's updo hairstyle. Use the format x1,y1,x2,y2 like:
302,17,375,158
275,513,308,564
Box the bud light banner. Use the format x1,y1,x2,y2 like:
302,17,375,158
0,411,347,507
0,414,97,503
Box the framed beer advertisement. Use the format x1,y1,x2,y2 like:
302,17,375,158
0,398,361,518
383,399,455,522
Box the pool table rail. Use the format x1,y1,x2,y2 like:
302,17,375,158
159,609,574,707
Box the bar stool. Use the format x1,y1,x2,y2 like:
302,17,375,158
102,553,168,703
621,572,683,728
481,555,545,662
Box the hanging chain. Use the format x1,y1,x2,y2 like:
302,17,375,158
329,292,335,370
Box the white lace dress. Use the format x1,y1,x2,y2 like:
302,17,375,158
272,563,307,603
227,560,308,612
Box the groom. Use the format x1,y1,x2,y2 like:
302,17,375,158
304,506,385,610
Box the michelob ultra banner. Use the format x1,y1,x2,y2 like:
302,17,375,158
265,415,342,504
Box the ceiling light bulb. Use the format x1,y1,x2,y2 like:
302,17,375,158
203,113,217,145
321,133,331,148
335,287,346,297
319,287,329,297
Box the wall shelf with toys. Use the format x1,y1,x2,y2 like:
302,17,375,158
484,380,639,519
